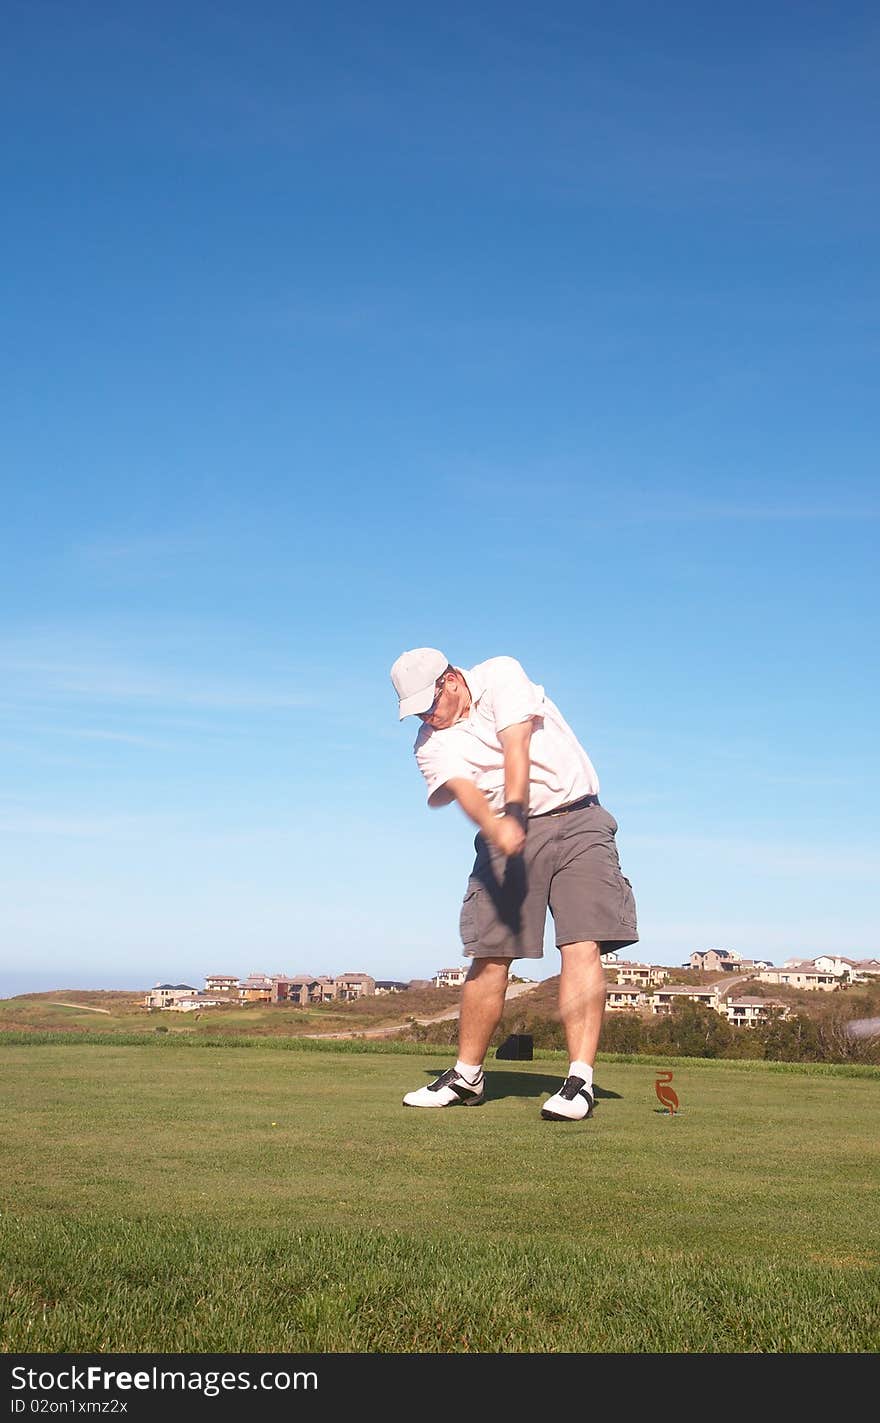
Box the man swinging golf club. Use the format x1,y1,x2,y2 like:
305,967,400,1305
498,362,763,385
390,648,639,1121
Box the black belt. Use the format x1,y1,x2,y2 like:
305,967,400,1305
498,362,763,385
529,794,600,819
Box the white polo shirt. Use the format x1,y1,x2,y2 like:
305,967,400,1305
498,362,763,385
413,656,600,816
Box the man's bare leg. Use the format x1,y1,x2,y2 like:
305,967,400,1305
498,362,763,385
557,940,606,1064
539,941,606,1121
458,957,511,1065
402,956,510,1106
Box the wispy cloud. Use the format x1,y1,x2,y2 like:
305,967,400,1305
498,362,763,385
16,663,309,709
628,833,880,879
0,644,313,713
73,530,215,571
31,726,166,746
489,489,878,525
438,458,880,524
0,812,141,838
635,500,880,524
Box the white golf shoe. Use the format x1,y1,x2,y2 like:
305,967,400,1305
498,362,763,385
540,1075,594,1121
403,1066,485,1108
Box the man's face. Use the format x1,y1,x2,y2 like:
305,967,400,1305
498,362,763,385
418,671,467,730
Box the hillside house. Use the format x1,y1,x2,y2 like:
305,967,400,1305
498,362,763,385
724,997,791,1028
168,994,226,1013
238,973,277,1003
651,985,722,1015
809,955,880,982
334,972,375,1001
606,984,646,1012
272,975,321,1006
759,965,839,992
204,974,239,994
144,983,198,1009
614,962,670,987
271,974,342,1005
688,948,744,973
433,967,467,988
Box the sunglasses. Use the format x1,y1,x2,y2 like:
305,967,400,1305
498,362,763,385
418,674,449,720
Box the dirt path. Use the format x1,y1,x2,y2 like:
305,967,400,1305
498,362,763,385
304,979,541,1041
50,1002,112,1014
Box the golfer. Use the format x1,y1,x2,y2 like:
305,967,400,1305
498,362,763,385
390,648,638,1121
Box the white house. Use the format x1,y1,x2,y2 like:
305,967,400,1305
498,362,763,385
724,997,791,1028
809,955,880,981
168,994,226,1013
605,984,646,1012
615,961,670,987
651,985,722,1015
759,965,839,992
433,967,467,988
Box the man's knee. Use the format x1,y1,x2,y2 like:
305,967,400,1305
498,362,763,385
559,939,602,961
465,956,512,984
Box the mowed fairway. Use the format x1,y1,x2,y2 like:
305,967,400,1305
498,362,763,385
1,1042,878,1353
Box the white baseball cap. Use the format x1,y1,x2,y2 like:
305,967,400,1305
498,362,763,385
390,647,450,719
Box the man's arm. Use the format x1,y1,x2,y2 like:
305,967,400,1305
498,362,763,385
444,719,533,857
499,719,532,818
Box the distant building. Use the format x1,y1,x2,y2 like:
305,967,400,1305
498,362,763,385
433,967,467,988
168,994,226,1013
144,983,198,1009
238,973,277,1003
204,974,239,994
614,961,670,987
689,948,744,973
758,965,839,992
334,972,376,1001
806,956,880,981
724,997,791,1028
651,985,722,1015
375,981,408,994
605,984,646,1012
272,974,321,1006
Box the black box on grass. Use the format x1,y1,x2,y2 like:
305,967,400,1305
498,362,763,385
495,1033,533,1061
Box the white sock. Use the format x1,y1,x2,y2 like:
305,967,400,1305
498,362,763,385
569,1061,593,1090
455,1060,483,1083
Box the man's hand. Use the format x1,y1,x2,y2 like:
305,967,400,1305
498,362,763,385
444,777,527,856
489,814,526,857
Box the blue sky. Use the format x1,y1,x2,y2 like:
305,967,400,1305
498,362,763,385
2,1,878,996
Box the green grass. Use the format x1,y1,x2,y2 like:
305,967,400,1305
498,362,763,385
1,1044,878,1353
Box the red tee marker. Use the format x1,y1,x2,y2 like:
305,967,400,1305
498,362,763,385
655,1070,679,1115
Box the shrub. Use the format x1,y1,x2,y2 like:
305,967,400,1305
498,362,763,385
599,1014,646,1054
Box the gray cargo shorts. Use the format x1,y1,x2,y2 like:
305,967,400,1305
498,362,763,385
458,798,638,959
